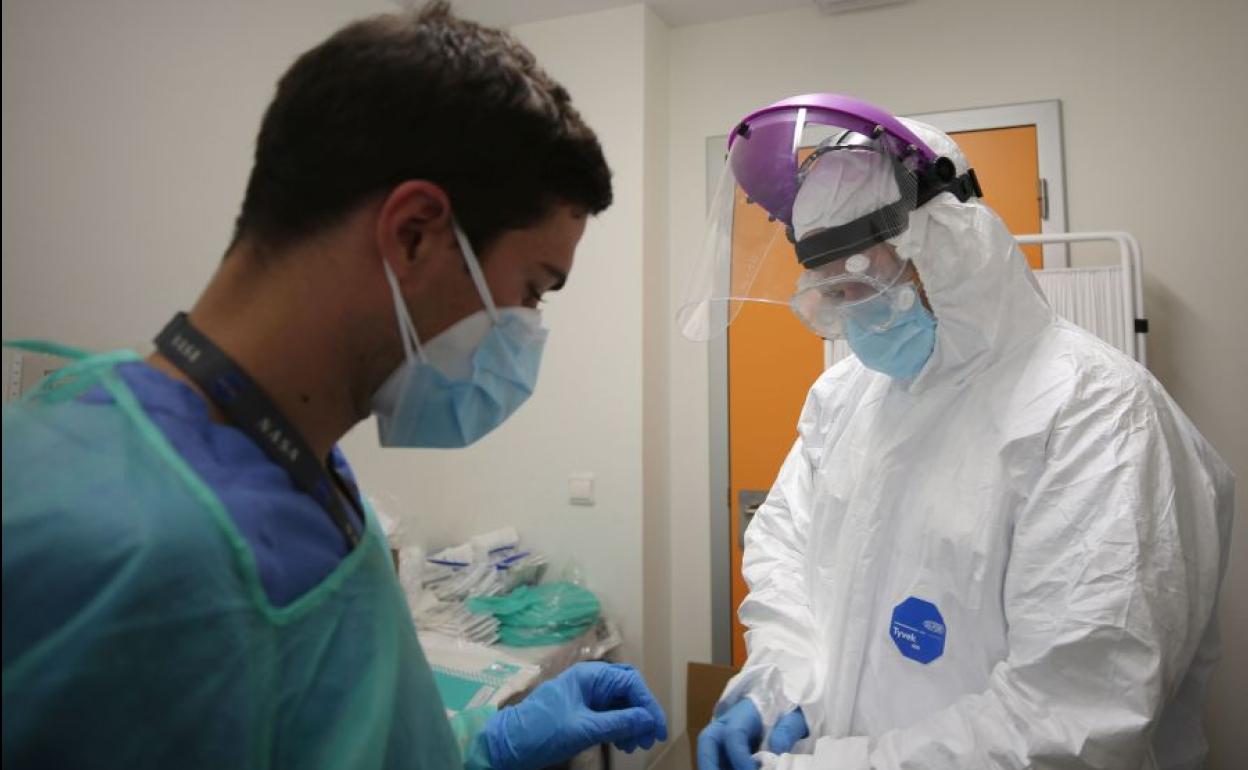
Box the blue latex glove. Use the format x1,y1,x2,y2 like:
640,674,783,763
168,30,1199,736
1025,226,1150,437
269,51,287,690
483,662,668,770
767,709,808,754
697,699,763,770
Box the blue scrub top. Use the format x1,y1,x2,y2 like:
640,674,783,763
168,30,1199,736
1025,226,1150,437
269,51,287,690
81,361,365,607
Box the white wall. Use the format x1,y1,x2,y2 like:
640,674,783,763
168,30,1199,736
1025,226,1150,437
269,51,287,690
1,0,390,350
665,0,1248,765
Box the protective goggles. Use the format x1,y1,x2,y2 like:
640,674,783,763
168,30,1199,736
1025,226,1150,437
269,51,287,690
790,241,920,338
677,93,980,341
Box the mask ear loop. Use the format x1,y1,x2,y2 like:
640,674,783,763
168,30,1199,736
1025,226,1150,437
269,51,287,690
452,219,500,324
382,260,425,362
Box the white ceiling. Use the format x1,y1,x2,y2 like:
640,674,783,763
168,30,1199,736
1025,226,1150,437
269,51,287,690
444,0,815,29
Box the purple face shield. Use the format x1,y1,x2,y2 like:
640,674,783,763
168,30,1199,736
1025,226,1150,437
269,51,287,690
676,93,982,341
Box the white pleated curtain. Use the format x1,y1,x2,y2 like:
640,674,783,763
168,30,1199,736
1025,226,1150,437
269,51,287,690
1030,266,1128,354
826,265,1130,366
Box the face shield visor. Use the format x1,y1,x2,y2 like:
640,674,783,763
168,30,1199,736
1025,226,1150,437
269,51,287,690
676,95,979,341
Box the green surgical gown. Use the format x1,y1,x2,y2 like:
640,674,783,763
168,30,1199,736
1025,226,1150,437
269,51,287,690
2,346,484,769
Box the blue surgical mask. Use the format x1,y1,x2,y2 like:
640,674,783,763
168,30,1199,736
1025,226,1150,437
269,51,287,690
844,283,936,379
372,222,548,448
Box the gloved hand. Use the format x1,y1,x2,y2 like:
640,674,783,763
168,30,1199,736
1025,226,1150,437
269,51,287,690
697,699,763,770
482,661,668,770
767,708,808,754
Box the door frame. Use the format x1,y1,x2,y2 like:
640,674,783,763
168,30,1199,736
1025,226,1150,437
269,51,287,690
704,100,1069,664
704,136,734,665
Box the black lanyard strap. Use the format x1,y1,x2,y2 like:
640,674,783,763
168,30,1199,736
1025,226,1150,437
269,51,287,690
155,312,361,548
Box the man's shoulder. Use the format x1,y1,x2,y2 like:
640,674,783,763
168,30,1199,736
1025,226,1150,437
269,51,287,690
3,398,221,606
4,399,225,668
1028,320,1158,409
5,396,199,521
1019,322,1216,469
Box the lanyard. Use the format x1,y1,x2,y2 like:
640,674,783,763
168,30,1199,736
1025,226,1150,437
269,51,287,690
154,312,362,548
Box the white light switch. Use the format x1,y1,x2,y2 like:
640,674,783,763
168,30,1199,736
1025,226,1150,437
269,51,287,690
569,473,595,506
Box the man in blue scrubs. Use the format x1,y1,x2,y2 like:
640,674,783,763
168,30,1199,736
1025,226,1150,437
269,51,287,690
1,3,666,768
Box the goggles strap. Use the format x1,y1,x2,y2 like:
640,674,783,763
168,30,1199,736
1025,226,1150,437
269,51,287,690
791,199,912,269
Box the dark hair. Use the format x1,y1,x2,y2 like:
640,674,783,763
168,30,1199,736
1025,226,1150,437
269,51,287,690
233,1,612,254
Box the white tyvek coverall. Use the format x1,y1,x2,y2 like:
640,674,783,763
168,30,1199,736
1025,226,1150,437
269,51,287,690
720,122,1235,770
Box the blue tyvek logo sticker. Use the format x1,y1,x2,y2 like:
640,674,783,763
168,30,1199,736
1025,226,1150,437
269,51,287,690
890,597,946,664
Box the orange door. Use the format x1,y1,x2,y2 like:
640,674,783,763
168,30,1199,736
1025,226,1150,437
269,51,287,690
950,126,1044,268
724,127,1046,666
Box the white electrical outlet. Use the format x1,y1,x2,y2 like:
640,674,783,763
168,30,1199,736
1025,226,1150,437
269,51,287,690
568,473,595,506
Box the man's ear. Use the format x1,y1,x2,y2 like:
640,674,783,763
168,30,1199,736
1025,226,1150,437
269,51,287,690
375,180,454,291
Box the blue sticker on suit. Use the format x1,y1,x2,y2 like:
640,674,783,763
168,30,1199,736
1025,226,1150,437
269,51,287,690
890,597,946,664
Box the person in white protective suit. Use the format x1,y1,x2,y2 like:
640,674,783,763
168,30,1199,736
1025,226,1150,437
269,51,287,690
681,94,1234,770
